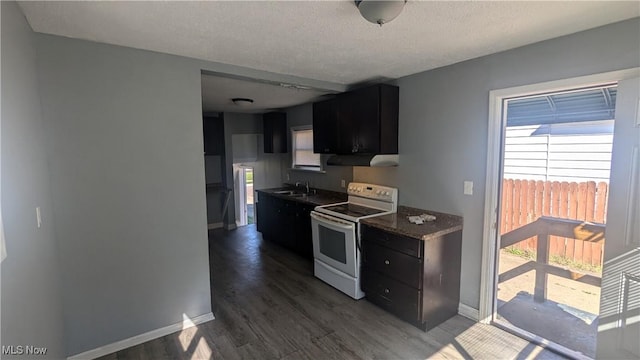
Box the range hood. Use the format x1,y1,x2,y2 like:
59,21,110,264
326,154,399,167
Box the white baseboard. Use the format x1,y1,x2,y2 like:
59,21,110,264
67,312,215,360
208,222,223,230
225,223,237,230
458,303,480,321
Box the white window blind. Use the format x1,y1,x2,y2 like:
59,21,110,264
292,128,321,170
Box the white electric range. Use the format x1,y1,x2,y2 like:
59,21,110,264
310,182,398,299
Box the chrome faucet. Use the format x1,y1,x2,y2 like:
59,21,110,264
293,181,312,194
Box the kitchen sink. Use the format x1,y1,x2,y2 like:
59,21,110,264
274,190,306,197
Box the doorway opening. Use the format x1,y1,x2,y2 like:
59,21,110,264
234,165,254,227
493,84,618,358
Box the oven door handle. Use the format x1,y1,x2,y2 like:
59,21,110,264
310,212,355,230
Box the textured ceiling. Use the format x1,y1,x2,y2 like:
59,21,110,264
19,1,640,87
201,73,333,113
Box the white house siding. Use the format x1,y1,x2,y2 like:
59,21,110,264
504,120,614,183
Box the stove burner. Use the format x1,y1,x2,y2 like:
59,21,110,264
322,203,387,218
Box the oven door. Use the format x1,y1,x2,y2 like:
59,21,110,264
310,211,358,278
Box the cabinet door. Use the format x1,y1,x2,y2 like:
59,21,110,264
378,84,399,154
361,224,422,258
256,193,273,236
334,84,398,155
203,116,225,155
337,86,380,154
265,196,285,246
312,98,338,154
278,200,296,249
363,241,422,289
269,197,285,244
336,90,360,153
351,85,381,154
263,112,287,153
258,194,307,254
361,268,421,322
294,203,315,259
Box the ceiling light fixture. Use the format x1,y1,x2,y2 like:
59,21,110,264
355,0,406,26
232,98,254,106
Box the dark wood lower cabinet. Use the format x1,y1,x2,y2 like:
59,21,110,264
361,270,421,322
255,194,269,233
360,223,462,331
294,203,315,259
256,192,314,259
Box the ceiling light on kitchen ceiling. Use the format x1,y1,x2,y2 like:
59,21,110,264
355,0,406,26
232,98,254,106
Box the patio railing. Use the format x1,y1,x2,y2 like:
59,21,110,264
499,216,605,302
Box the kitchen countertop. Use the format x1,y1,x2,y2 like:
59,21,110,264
361,206,463,241
256,187,347,206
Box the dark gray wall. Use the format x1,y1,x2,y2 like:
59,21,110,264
26,17,344,354
285,103,352,192
354,18,640,310
35,34,212,355
0,2,66,358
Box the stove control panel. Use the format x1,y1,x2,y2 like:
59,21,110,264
347,182,398,203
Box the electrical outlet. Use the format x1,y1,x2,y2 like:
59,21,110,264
286,173,290,181
341,179,346,188
463,181,473,196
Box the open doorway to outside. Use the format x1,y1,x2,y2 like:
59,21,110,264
481,69,640,360
493,84,617,358
234,165,254,227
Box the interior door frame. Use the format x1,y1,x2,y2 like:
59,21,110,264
234,165,253,227
479,67,640,324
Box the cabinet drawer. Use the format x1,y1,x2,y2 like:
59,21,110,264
362,269,421,322
362,241,422,289
361,225,422,258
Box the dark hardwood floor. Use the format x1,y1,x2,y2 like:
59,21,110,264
99,225,567,360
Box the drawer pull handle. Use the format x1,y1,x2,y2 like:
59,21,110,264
384,288,390,294
384,260,390,265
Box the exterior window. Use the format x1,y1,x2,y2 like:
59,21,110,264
291,126,321,171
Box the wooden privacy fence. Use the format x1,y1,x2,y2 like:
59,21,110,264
500,179,608,266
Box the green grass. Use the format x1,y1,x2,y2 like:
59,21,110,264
503,246,602,274
549,254,602,274
503,246,536,260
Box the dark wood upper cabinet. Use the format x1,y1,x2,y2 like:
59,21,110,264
312,83,398,155
338,86,381,154
312,98,339,154
263,112,287,153
203,115,225,155
341,84,398,154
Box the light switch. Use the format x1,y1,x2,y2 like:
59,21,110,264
341,179,346,188
636,97,640,127
463,181,473,195
36,207,42,228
